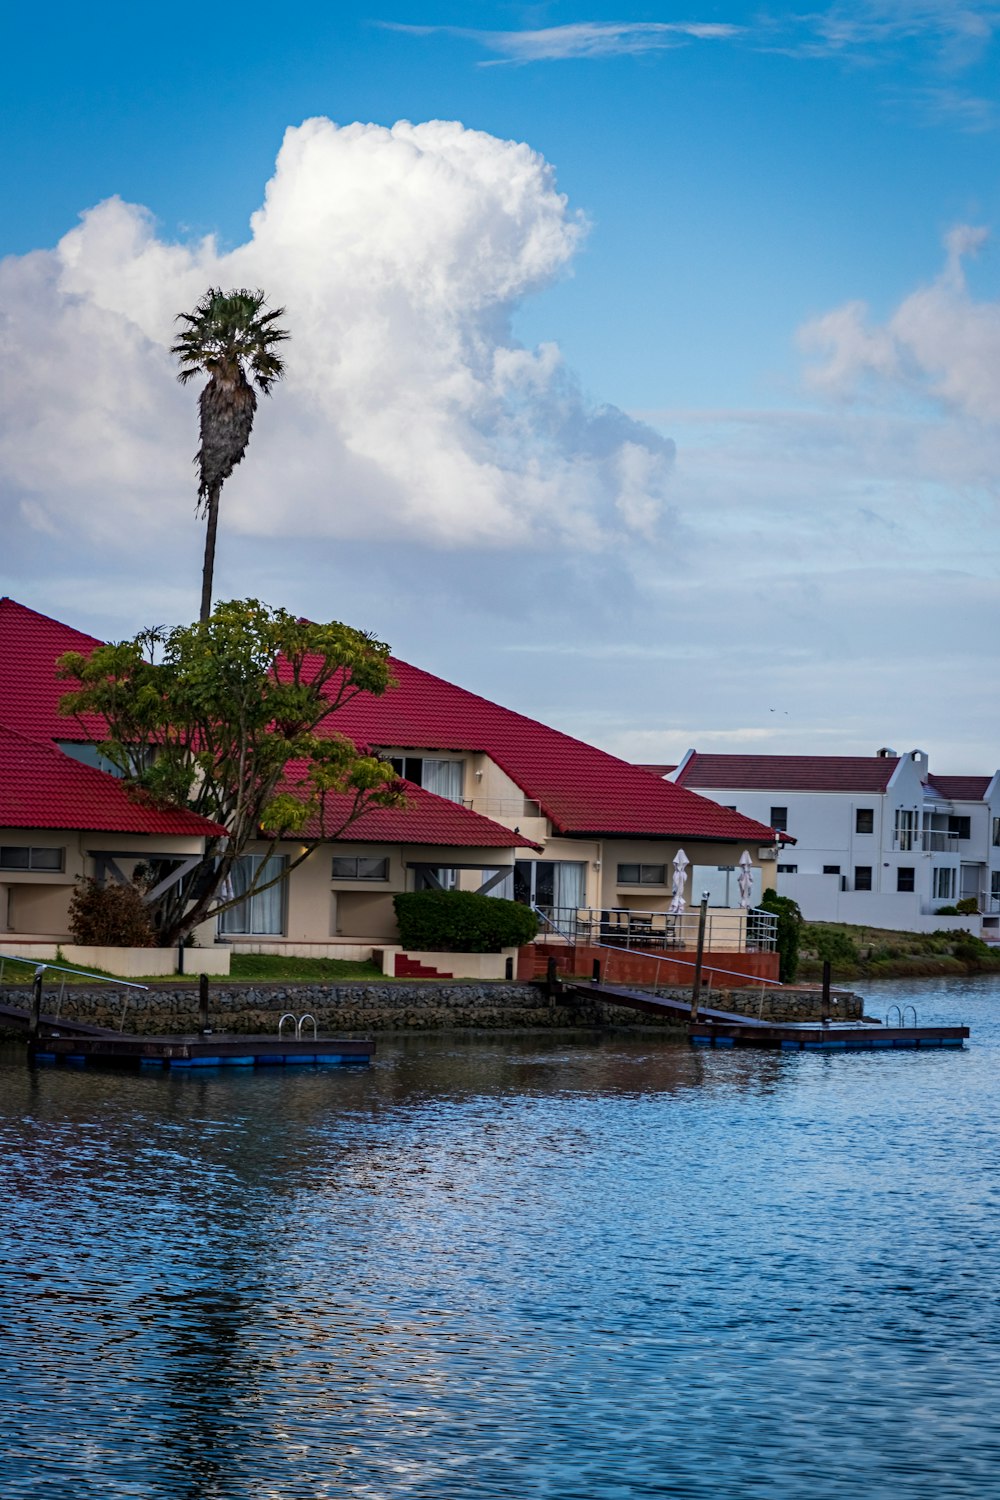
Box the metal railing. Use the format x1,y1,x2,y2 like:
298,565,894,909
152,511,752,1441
0,951,148,1034
534,905,777,954
461,796,544,820
919,831,962,851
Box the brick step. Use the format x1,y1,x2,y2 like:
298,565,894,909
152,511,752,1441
393,955,454,979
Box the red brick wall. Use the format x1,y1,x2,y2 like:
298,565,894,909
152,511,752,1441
526,942,780,989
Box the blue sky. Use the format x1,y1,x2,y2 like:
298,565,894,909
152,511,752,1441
3,2,1000,769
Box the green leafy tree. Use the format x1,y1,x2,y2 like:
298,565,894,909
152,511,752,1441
58,600,405,946
172,288,289,621
760,887,803,983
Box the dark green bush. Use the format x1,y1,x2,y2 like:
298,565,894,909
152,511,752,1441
68,877,155,947
393,890,539,953
935,905,959,916
760,888,802,982
952,930,991,963
806,926,861,967
956,896,979,915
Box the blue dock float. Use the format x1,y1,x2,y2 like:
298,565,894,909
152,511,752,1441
28,1032,374,1069
555,977,969,1053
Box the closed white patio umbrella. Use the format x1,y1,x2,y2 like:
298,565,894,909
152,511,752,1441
668,848,689,914
738,850,754,909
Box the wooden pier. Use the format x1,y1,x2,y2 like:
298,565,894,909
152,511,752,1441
28,1031,374,1069
558,978,969,1051
2,957,373,1070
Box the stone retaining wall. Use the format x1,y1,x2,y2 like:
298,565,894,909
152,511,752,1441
1,978,862,1035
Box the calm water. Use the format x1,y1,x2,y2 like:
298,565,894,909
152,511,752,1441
2,976,999,1499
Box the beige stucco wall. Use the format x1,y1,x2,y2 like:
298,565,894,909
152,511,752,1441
241,839,521,945
597,839,777,912
0,828,207,938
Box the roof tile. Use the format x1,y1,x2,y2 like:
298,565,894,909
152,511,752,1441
0,725,225,836
675,752,901,795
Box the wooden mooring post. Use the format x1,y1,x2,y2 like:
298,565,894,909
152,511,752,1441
198,973,211,1034
689,892,710,1024
28,967,44,1041
821,960,832,1026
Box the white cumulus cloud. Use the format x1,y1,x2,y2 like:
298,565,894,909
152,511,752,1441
798,224,1000,422
0,116,674,563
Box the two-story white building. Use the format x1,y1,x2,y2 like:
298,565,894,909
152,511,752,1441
657,750,1000,937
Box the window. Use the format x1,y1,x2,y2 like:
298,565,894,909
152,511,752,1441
332,856,390,881
387,757,464,802
856,808,874,834
769,807,788,831
897,867,915,893
947,815,971,841
218,855,287,935
933,867,956,902
0,846,65,872
894,809,915,851
616,864,667,885
513,859,586,912
822,865,841,875
993,817,1000,848
777,863,798,874
854,866,873,891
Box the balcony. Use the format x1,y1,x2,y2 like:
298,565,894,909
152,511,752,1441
537,904,777,954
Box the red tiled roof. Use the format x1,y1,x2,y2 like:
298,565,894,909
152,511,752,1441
281,779,542,848
675,752,900,795
312,659,776,843
0,725,225,836
2,597,775,846
634,763,677,777
0,597,106,744
927,774,991,801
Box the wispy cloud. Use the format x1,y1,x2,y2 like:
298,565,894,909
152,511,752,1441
385,7,1000,124
381,21,743,65
805,1,1000,66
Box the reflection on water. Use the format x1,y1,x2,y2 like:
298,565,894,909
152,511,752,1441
2,976,999,1498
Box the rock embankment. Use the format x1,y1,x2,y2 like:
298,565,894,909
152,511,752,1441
0,978,862,1036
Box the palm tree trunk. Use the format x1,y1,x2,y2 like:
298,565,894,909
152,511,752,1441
200,484,222,622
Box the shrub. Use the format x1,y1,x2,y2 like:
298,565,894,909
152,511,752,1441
935,905,959,916
393,890,539,953
68,877,156,947
806,925,861,968
956,896,980,915
760,888,802,983
952,930,992,963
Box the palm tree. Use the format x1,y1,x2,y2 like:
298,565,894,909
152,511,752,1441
172,288,289,621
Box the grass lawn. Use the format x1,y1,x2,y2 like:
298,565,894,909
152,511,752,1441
0,952,383,986
227,952,383,982
798,920,1000,980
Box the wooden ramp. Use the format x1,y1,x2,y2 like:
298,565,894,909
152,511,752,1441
0,999,118,1038
561,979,969,1051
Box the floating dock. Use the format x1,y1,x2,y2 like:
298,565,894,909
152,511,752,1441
559,979,969,1051
28,1031,374,1069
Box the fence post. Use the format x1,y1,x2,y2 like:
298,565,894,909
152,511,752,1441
689,892,711,1023
29,966,44,1041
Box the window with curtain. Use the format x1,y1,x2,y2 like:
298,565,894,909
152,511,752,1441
552,861,586,911
218,854,288,935
421,760,464,802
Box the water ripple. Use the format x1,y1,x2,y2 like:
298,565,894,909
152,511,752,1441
1,975,998,1497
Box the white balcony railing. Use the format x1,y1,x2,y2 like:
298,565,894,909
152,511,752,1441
536,905,777,954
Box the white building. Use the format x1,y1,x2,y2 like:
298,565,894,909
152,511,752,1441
655,750,1000,936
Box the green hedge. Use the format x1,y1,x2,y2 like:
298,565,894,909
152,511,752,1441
760,888,802,983
393,890,539,953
